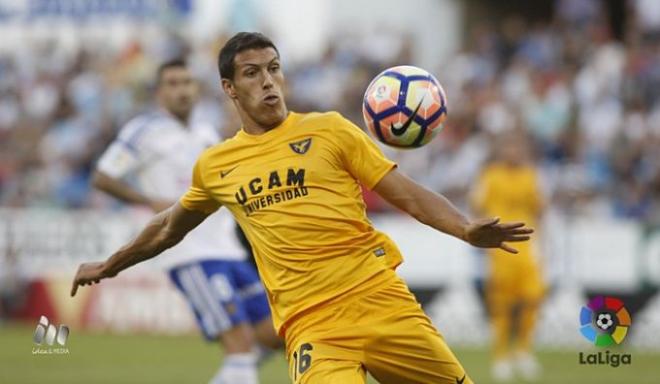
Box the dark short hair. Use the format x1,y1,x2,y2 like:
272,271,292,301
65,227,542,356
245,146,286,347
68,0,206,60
156,59,187,86
218,32,279,80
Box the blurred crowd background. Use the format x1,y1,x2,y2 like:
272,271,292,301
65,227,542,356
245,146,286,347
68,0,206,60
0,0,658,227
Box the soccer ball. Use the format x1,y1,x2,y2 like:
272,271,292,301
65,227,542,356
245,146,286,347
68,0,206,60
362,65,447,149
596,313,614,331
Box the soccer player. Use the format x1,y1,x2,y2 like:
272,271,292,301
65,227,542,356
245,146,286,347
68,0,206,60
471,133,546,382
72,33,533,384
91,59,281,384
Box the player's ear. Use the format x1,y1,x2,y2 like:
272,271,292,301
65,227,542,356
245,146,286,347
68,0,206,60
222,79,237,99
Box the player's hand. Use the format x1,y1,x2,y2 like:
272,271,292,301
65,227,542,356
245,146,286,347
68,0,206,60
464,217,533,254
70,262,115,297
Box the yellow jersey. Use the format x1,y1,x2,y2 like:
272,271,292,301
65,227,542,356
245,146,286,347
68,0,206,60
180,111,401,334
472,163,544,226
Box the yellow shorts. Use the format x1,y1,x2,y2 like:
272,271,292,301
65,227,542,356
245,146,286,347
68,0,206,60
487,241,546,303
284,272,473,384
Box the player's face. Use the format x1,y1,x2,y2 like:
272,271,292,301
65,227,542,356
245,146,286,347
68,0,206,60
157,67,197,121
222,48,287,130
498,136,528,166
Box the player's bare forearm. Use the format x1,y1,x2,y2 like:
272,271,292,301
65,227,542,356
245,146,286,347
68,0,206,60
373,169,533,253
103,208,178,276
373,169,469,239
92,171,172,212
93,170,150,205
70,203,209,296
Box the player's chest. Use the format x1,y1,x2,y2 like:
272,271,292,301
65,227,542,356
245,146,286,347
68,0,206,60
211,136,340,205
490,174,534,203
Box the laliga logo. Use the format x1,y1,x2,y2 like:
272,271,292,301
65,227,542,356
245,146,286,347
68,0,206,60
578,296,632,367
579,296,631,347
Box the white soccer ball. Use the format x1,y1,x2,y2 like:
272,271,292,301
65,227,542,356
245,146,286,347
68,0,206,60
362,65,447,149
596,313,614,331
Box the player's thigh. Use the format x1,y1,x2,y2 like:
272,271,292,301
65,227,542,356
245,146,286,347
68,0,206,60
363,280,472,384
254,316,283,349
487,249,534,304
286,317,367,384
518,256,546,303
220,322,256,353
365,313,471,384
288,354,366,384
486,282,516,315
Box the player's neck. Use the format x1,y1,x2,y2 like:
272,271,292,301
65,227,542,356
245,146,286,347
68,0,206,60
162,108,190,127
241,111,289,135
242,122,275,135
502,160,524,168
172,113,190,127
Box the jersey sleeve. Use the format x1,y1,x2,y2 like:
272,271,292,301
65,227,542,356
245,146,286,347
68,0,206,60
96,116,158,178
96,140,142,178
179,157,222,214
334,114,397,190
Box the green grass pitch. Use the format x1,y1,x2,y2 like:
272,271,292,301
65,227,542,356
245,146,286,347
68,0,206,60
1,323,658,383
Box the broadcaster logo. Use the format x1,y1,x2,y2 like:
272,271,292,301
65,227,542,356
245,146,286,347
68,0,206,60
32,315,70,355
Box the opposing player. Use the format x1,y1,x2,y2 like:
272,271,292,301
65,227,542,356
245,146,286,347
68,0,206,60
91,59,281,384
471,133,546,382
73,33,533,384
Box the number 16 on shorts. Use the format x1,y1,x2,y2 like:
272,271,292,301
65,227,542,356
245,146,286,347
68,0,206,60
291,343,313,381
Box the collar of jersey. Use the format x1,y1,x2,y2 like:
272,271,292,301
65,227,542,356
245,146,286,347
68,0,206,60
237,112,300,142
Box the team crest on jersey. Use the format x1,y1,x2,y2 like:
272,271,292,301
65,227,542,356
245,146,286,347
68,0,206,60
289,138,312,154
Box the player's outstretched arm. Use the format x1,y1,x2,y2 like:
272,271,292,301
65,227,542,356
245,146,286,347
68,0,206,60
92,171,172,213
70,202,209,297
372,169,533,254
